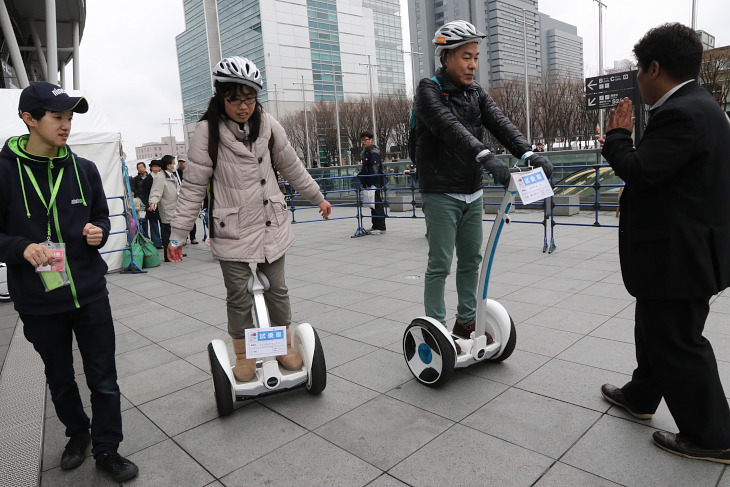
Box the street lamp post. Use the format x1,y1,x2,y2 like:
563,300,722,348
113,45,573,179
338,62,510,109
360,54,378,145
332,65,343,166
594,0,607,136
293,76,311,167
273,83,280,120
513,10,532,144
402,41,423,96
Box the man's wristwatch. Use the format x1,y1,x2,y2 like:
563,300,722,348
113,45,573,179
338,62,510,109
170,240,183,247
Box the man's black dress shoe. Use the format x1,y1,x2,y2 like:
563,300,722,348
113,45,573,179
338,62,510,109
653,431,730,464
600,384,653,419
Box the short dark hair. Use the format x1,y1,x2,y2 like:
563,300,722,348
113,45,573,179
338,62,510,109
136,162,146,169
27,108,48,121
161,155,175,166
633,23,702,82
19,108,49,130
360,130,374,139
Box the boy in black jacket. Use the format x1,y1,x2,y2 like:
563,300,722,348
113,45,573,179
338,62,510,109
0,82,138,482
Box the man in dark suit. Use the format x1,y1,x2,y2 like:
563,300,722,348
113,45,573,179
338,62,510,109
598,23,730,463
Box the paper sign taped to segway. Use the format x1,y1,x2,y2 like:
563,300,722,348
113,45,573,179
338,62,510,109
512,167,553,205
245,326,287,359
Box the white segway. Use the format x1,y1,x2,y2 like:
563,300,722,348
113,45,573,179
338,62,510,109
0,263,10,303
403,168,529,387
208,264,326,416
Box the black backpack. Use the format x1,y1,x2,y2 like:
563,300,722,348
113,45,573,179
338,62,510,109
409,76,446,165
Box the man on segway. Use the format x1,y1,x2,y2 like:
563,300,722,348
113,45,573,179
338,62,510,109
412,20,552,344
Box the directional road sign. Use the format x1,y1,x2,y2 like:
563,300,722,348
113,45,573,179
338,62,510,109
585,70,636,93
586,87,637,110
585,70,637,111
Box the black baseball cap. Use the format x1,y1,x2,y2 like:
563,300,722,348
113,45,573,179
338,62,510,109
18,81,89,117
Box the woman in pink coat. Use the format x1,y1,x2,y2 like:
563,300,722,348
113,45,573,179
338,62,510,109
167,56,331,382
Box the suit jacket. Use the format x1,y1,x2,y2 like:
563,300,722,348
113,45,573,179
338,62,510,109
602,82,730,299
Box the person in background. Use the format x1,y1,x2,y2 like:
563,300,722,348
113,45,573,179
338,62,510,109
144,160,163,248
358,130,386,235
597,22,730,464
132,190,145,236
176,155,198,244
535,142,545,152
167,56,331,382
148,155,179,262
0,81,138,482
131,162,150,238
412,20,552,343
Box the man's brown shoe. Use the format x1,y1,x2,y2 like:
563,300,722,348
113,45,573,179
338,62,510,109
452,318,494,344
600,384,653,420
653,431,730,464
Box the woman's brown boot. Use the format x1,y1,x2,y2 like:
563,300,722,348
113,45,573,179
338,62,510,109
232,338,256,382
276,327,303,371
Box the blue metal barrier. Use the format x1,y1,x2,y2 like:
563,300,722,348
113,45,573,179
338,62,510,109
277,159,622,253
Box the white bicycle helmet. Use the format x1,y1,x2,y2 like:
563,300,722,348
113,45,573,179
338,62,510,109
212,56,263,93
433,20,486,55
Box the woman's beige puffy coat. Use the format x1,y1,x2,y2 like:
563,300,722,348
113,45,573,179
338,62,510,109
148,171,179,224
170,112,324,263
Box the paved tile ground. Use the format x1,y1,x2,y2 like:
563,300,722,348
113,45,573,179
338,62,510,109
2,206,730,486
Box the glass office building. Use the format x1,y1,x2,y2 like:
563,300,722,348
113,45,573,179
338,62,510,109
176,0,406,125
307,0,344,101
408,0,582,87
363,0,406,95
177,0,212,124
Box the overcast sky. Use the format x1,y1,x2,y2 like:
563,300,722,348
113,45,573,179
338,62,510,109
74,0,729,159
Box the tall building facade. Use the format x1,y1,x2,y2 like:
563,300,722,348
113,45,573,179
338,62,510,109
176,0,406,128
539,13,583,79
484,0,541,85
408,0,582,88
362,0,406,94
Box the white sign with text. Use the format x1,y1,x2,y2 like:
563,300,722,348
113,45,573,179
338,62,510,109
512,167,554,205
245,326,287,359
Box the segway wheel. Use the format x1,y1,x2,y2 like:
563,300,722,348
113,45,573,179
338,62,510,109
306,328,327,395
403,319,455,387
0,263,10,303
208,342,234,417
489,318,516,363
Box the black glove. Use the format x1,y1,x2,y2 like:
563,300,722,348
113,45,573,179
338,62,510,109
525,154,553,179
479,153,511,186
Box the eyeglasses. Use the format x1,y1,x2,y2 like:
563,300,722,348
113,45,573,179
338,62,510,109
226,95,257,107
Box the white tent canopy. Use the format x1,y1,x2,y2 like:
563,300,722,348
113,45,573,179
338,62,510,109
0,89,127,272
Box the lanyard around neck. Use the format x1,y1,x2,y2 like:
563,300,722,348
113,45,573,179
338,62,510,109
23,164,64,239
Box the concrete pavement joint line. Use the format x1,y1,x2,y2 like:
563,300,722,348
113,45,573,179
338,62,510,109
31,217,730,485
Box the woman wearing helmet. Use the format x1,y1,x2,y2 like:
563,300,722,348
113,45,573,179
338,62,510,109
167,56,332,382
413,20,552,341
